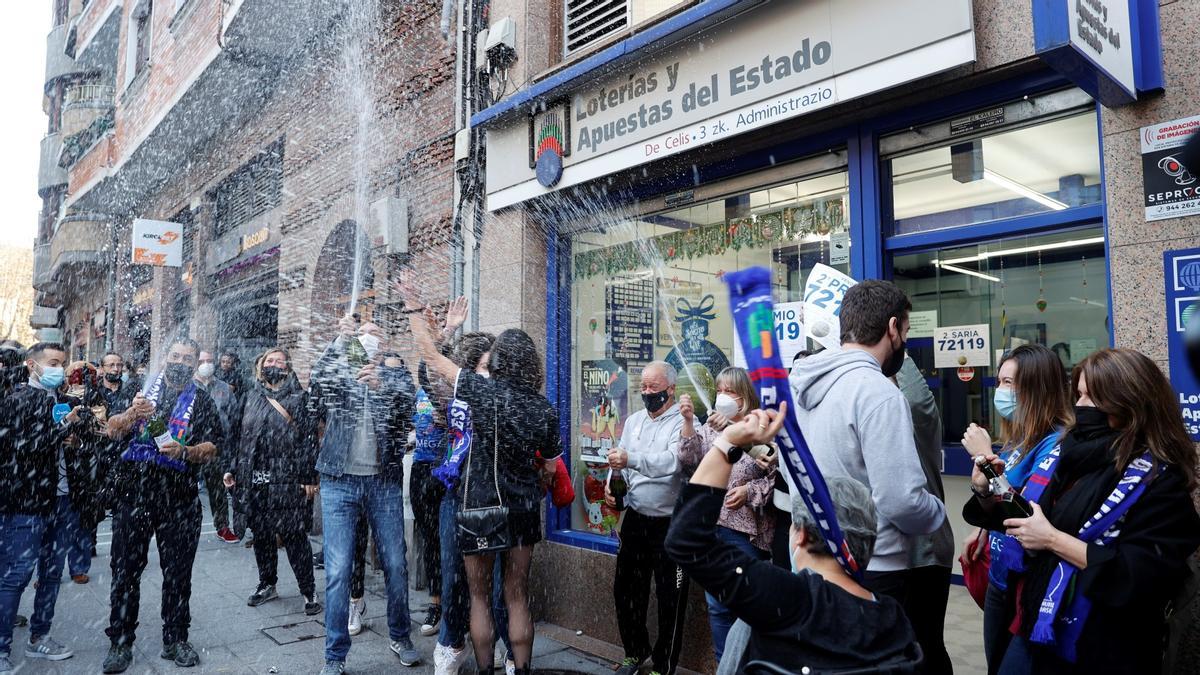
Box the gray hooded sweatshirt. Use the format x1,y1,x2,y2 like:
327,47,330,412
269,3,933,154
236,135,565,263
788,348,946,572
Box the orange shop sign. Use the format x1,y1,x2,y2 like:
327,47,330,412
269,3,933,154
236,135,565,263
131,218,183,267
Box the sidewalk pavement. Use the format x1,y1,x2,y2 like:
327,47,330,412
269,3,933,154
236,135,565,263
7,495,987,674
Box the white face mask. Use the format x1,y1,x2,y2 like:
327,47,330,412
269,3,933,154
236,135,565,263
358,333,382,359
196,363,216,378
713,393,740,418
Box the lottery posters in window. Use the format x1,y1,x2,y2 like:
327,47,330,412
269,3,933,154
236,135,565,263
578,359,628,536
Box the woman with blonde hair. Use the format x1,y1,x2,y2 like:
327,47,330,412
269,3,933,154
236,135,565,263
959,344,1073,673
223,347,321,616
677,366,776,662
967,348,1200,673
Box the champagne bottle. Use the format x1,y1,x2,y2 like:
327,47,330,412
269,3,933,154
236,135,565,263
346,335,368,368
608,468,628,512
147,415,173,450
975,456,1033,519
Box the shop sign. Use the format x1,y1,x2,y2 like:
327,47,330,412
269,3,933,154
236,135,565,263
1164,247,1200,440
957,367,975,382
934,324,990,368
829,231,850,265
1140,115,1200,222
605,279,655,363
664,189,695,208
950,107,1005,136
240,225,270,253
485,0,975,210
908,310,938,339
803,263,857,351
131,219,183,267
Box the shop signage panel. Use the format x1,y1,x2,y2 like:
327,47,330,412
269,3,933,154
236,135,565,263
829,231,850,265
605,279,655,363
934,324,991,368
949,107,1005,136
908,310,938,339
1140,115,1200,222
131,219,183,267
1164,247,1200,441
485,0,975,210
803,263,857,351
1031,0,1159,107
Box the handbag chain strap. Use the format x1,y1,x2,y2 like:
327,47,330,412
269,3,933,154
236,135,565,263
460,378,504,510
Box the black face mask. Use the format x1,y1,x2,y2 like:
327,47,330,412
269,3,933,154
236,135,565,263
262,366,287,385
104,372,123,384
164,363,194,387
642,389,670,414
1073,405,1110,432
880,338,906,379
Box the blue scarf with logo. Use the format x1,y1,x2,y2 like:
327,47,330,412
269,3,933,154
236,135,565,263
989,433,1062,590
1029,450,1154,662
432,371,473,489
723,267,861,579
121,373,197,473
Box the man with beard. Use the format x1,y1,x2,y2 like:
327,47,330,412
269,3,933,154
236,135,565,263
97,353,128,410
788,280,947,673
100,338,223,673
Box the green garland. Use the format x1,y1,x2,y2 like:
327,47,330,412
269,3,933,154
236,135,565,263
574,197,847,280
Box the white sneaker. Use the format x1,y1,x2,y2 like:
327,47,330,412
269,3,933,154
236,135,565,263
25,635,73,661
348,597,366,637
505,657,516,675
433,642,467,675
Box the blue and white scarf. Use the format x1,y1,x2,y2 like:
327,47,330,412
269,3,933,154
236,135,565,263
724,267,861,579
432,371,473,489
121,373,198,473
989,434,1062,590
1030,450,1154,662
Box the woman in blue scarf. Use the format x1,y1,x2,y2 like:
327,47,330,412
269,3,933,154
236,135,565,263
966,348,1200,674
959,344,1072,674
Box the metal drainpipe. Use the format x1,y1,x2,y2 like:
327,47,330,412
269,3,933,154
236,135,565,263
448,0,468,303
104,221,118,352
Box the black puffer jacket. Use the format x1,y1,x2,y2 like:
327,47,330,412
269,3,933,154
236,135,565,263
228,379,318,531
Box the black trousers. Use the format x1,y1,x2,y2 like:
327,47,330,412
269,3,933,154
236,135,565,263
409,461,444,596
863,565,953,675
614,509,689,675
106,483,202,647
250,516,315,598
201,463,230,531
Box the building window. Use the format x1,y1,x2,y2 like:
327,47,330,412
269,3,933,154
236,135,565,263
211,138,285,238
884,102,1101,235
133,1,153,77
891,228,1108,446
567,168,850,537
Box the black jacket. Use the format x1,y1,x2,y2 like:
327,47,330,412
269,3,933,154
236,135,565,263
0,383,87,517
666,483,918,673
229,379,318,530
965,424,1200,674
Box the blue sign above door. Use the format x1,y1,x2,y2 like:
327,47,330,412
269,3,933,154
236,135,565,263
1032,0,1163,107
1165,247,1200,441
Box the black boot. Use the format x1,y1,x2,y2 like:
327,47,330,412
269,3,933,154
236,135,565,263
477,669,495,675
514,668,533,675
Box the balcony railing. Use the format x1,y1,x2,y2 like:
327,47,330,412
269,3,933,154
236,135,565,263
63,83,115,111
59,109,114,169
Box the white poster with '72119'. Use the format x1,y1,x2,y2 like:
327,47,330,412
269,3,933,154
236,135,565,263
934,324,991,369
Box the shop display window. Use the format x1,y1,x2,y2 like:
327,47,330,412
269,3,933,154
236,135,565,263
888,111,1102,235
567,170,850,537
891,228,1108,449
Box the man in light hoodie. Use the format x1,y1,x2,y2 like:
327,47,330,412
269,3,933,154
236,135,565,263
606,361,690,675
789,280,947,674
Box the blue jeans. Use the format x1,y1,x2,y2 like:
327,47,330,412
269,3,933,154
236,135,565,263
321,474,410,663
706,527,768,662
983,582,1013,675
437,491,511,655
62,501,90,578
0,506,69,656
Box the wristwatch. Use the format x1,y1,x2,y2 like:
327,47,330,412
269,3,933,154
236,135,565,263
712,436,747,464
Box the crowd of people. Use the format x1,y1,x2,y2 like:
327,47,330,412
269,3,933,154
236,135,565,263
0,273,1198,675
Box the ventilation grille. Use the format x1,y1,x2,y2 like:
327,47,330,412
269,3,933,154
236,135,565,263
213,138,285,238
565,0,629,55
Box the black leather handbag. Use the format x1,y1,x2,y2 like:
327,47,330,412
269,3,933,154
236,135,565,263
457,409,511,555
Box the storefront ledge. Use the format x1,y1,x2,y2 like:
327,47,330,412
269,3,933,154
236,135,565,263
536,622,705,675
546,529,618,555
470,0,758,128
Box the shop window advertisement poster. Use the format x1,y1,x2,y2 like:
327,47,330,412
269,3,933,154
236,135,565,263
578,359,628,537
803,263,857,350
934,324,991,368
606,279,655,362
1141,115,1200,222
1165,248,1200,440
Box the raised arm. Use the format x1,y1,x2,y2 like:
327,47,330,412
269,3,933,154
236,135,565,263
410,307,460,385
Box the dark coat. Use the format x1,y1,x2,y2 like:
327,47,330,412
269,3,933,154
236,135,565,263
229,379,318,532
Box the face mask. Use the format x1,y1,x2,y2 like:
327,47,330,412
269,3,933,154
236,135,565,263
790,542,800,574
164,363,194,387
196,363,216,378
993,387,1018,420
358,333,381,359
713,393,740,418
262,366,287,385
880,338,906,379
642,389,669,414
1073,405,1110,431
105,372,123,383
38,365,65,390
121,372,129,384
